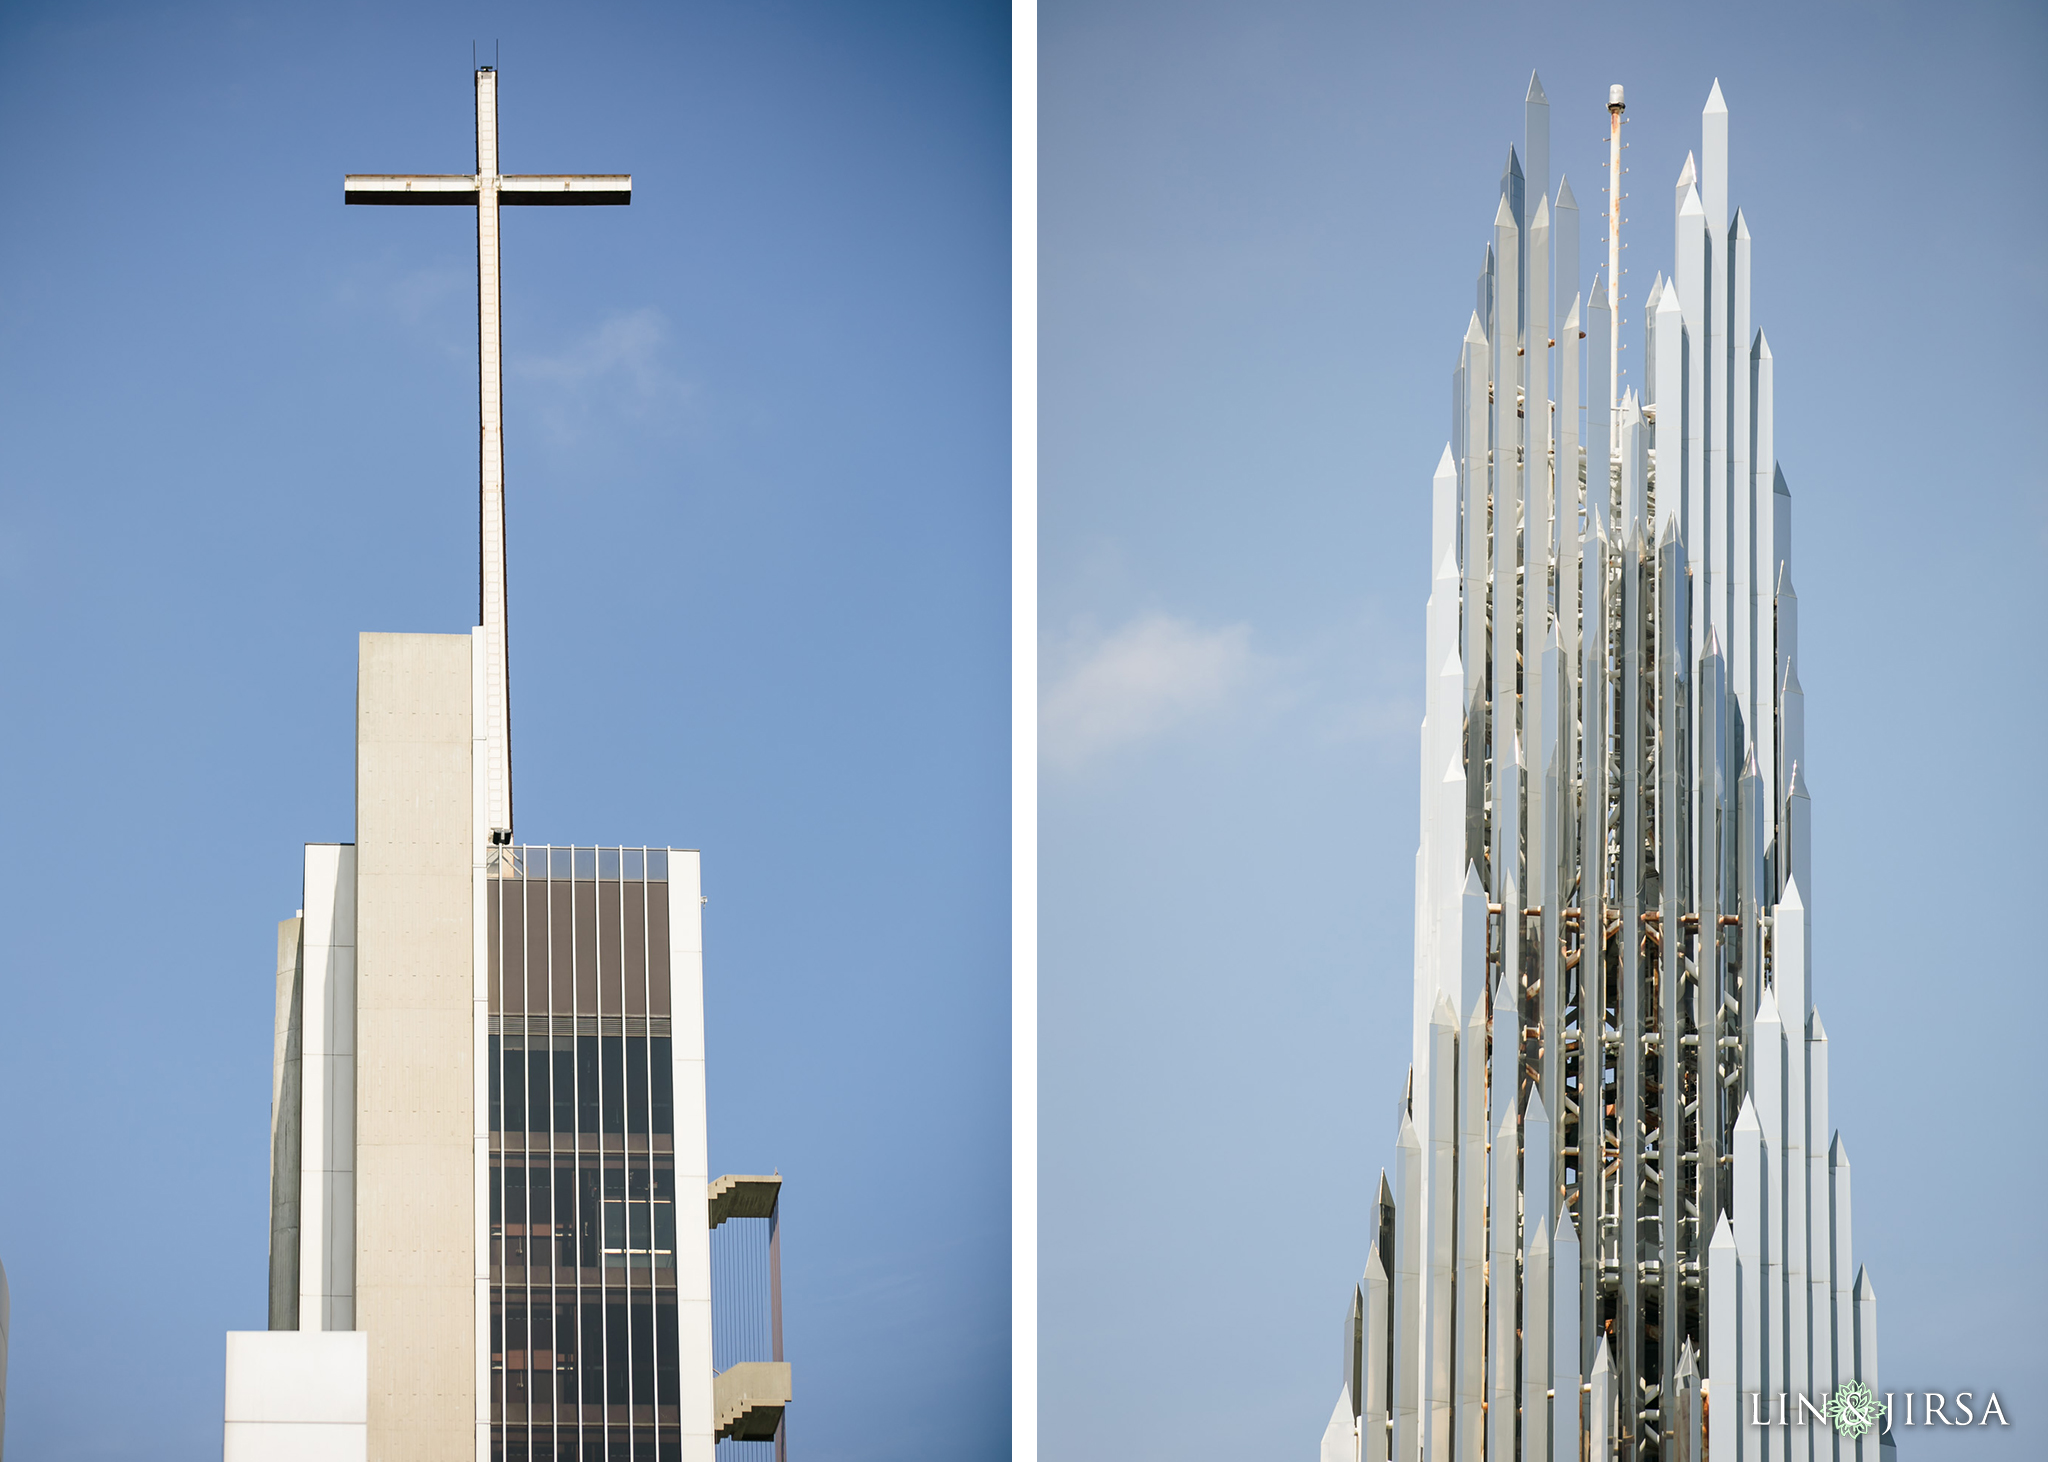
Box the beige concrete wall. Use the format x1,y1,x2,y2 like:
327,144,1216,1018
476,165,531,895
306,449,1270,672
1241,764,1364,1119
353,632,474,1461
268,917,303,1331
300,844,358,1332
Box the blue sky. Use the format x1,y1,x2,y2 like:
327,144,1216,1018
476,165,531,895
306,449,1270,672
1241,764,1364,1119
0,3,1007,1458
1041,2,2044,1459
5,2,2045,1458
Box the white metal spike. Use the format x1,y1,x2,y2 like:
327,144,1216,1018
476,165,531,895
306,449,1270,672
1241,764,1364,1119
1486,1101,1519,1462
1424,997,1460,1462
1552,1212,1581,1462
1396,1113,1426,1462
1654,282,1687,540
1364,1242,1391,1461
1523,1215,1552,1462
1701,81,1729,235
1806,1010,1833,1452
1734,1096,1766,1417
1587,1336,1614,1462
1852,1267,1880,1462
1708,1214,1738,1462
1454,993,1488,1459
1829,1132,1855,1449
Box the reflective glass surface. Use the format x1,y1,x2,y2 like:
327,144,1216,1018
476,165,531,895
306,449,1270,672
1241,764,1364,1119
489,847,681,1462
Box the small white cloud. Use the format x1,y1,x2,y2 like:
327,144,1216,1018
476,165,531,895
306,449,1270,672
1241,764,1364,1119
516,307,668,390
512,307,695,443
382,266,467,330
333,260,469,346
1042,613,1256,769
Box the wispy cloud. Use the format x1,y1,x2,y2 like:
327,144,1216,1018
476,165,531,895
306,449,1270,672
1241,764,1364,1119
1039,603,1424,776
1042,613,1257,770
333,260,470,345
511,307,694,443
331,253,695,447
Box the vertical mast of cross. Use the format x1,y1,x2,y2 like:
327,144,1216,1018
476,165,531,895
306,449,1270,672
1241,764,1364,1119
475,68,512,841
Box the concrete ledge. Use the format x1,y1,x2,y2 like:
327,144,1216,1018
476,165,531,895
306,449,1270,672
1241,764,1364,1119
713,1360,791,1442
707,1174,780,1228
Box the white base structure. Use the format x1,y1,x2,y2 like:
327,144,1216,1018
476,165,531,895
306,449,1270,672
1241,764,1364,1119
1322,78,1890,1462
224,1331,368,1461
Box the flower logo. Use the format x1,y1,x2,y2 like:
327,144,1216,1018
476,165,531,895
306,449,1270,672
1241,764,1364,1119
1829,1380,1882,1439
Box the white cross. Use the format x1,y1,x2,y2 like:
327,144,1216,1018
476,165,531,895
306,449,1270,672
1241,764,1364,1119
346,66,630,842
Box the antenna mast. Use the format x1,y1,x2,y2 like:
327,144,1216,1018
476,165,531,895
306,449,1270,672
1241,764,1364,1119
1607,84,1625,424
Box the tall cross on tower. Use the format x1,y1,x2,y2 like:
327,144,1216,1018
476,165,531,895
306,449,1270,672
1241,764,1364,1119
345,67,631,841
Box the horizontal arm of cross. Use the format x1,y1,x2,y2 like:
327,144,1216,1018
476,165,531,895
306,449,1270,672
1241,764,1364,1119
343,174,632,206
501,175,631,206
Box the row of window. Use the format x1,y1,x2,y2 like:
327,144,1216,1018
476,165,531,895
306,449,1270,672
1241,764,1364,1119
491,1157,680,1272
488,846,674,883
490,877,674,1020
491,1294,679,1407
491,1432,692,1462
489,1035,676,1138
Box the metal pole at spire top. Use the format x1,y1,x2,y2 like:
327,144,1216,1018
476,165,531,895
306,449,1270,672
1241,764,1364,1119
1608,84,1625,425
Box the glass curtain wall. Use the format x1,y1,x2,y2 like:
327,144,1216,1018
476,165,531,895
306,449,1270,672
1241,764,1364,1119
489,845,682,1462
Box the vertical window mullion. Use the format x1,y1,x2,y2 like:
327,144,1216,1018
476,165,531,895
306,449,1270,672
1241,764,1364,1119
560,848,587,1458
588,849,612,1461
638,849,660,1450
616,850,635,1461
519,867,533,1447
542,851,558,1462
524,858,541,1458
494,868,508,1446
